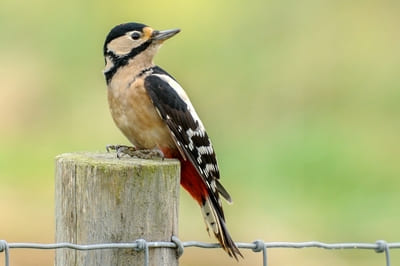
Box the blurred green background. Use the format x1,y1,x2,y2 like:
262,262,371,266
1,0,400,265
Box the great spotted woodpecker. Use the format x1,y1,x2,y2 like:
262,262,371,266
103,22,242,259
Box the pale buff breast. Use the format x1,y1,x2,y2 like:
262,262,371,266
107,74,175,150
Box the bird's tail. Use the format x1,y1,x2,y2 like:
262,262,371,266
174,154,243,259
201,194,243,260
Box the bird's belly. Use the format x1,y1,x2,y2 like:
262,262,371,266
108,78,174,149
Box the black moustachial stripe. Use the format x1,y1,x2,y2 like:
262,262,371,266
104,40,152,84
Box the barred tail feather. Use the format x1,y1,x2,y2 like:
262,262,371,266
175,154,242,259
201,196,243,260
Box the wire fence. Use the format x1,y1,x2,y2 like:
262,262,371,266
1,238,399,266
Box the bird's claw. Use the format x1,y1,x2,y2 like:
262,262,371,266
106,144,164,160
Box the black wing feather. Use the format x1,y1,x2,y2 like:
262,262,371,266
144,68,220,182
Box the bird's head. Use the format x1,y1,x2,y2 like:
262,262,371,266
103,22,180,77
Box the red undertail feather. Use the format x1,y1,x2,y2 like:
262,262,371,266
161,147,243,259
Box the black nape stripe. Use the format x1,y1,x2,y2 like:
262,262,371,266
104,40,152,84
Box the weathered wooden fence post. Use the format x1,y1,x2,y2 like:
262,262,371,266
55,152,180,266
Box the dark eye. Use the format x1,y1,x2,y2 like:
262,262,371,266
131,32,141,40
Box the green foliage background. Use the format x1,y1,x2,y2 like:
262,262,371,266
0,0,399,265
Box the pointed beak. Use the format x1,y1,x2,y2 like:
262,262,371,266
152,28,181,42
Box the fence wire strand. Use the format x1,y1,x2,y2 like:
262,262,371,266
1,238,399,266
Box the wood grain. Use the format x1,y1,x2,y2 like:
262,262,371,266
55,152,180,266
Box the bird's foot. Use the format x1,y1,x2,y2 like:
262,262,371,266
106,144,164,160
106,144,136,158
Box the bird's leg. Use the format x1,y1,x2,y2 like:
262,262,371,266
106,144,164,160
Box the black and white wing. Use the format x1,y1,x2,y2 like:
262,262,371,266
143,66,232,203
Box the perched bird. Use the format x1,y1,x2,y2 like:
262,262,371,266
103,22,242,259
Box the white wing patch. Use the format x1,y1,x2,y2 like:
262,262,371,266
204,163,217,177
153,73,205,130
197,145,214,164
186,127,206,151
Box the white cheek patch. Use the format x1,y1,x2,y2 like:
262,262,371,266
107,35,141,56
103,56,114,73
